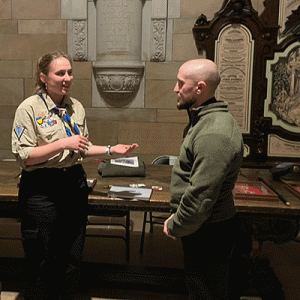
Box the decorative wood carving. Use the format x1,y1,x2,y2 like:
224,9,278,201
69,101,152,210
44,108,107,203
193,0,300,167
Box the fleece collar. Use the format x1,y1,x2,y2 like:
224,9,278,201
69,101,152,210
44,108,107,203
188,98,229,126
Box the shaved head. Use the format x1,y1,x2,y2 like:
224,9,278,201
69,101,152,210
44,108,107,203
174,59,221,110
180,59,220,94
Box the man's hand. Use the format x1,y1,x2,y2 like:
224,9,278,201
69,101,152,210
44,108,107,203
163,214,177,240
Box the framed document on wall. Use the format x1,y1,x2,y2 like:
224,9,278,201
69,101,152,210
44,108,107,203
214,23,254,133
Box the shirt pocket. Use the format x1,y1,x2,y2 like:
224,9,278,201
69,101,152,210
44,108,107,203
37,125,65,145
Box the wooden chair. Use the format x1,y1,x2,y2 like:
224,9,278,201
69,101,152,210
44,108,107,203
86,209,131,261
139,156,177,254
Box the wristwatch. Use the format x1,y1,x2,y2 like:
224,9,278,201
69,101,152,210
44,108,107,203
106,145,112,156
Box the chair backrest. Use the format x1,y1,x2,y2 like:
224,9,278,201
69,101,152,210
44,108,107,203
151,155,178,165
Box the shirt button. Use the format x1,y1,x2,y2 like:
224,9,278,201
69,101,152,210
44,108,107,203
63,168,67,172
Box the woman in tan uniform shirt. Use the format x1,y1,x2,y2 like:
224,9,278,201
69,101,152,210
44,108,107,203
12,51,138,300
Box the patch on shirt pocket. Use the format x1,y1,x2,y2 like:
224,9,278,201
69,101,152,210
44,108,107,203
36,111,57,128
37,127,64,144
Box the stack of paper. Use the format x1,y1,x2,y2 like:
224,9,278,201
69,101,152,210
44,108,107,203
108,185,152,201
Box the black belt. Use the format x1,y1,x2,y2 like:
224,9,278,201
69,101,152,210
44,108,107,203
22,164,84,178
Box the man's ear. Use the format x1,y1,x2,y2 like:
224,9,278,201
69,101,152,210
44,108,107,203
197,81,206,93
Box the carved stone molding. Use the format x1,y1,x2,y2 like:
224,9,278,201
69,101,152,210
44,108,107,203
94,61,144,100
93,0,144,102
151,19,166,62
73,20,87,61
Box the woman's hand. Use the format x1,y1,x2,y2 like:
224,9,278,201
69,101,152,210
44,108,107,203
111,143,138,156
26,135,90,166
61,135,89,153
86,143,138,157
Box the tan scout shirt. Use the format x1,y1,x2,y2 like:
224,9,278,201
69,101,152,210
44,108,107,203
12,93,92,171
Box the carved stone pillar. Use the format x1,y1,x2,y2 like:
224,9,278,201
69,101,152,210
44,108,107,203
93,0,144,101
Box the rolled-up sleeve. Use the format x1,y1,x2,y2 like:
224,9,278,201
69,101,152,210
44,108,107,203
12,107,37,169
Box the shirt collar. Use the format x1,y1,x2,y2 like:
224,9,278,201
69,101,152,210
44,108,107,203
41,93,72,111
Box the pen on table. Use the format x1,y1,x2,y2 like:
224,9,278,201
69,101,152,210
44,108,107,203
258,176,290,206
277,193,290,206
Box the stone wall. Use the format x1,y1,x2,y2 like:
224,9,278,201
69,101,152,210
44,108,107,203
0,0,264,163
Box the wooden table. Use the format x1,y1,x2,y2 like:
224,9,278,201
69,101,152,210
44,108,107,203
1,161,299,292
1,161,300,220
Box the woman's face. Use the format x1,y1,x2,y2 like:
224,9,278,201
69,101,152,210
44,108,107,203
40,57,73,104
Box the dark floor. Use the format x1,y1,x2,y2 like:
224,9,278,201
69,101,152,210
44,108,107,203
1,212,300,299
0,258,188,300
0,211,188,300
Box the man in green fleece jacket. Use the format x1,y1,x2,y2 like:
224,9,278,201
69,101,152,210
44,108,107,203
163,59,244,300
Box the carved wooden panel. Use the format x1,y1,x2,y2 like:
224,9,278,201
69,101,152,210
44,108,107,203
193,0,300,167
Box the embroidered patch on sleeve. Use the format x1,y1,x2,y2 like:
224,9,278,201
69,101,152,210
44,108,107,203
14,126,25,140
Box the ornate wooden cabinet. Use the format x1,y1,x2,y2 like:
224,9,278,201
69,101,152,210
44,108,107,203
193,0,300,167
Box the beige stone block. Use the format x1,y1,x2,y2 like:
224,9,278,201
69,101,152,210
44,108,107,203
118,122,186,155
71,79,92,108
157,109,189,123
173,33,200,61
85,108,157,123
145,62,182,80
145,79,177,109
174,18,196,34
25,78,36,99
168,0,180,18
180,0,223,19
61,0,87,20
87,120,119,146
0,105,18,119
0,60,32,78
73,61,92,79
0,150,16,160
12,0,60,20
0,119,13,150
18,20,67,34
0,34,67,60
0,79,24,105
0,20,18,34
0,0,11,19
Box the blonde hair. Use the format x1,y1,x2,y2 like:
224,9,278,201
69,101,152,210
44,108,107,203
34,51,73,94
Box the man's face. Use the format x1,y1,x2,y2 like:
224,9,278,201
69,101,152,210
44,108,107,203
173,68,198,110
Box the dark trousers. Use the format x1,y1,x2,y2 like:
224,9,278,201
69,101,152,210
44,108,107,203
181,215,240,300
18,165,89,300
